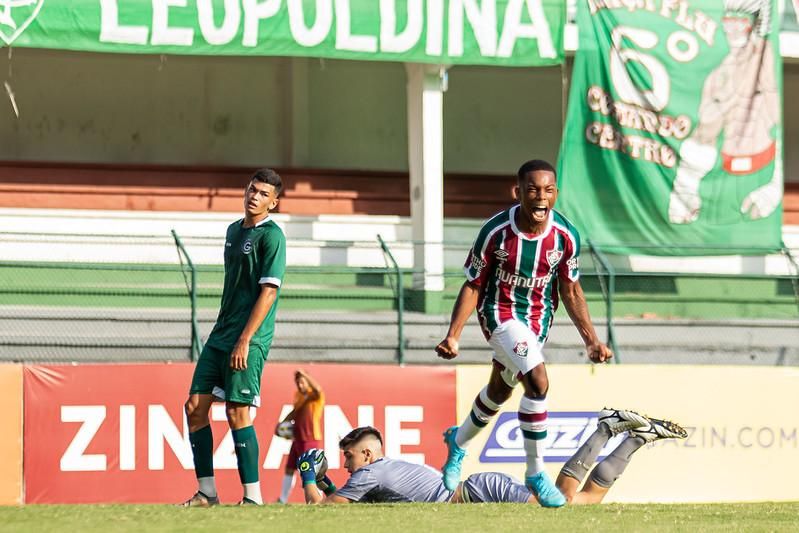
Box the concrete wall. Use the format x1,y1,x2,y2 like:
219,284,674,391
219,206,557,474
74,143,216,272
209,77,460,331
0,51,564,175
305,59,408,171
444,65,565,174
0,49,285,166
0,50,795,181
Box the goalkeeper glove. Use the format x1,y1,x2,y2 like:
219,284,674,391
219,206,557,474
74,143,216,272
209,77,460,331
297,449,321,486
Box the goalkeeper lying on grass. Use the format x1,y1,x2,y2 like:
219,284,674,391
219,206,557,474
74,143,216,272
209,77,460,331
297,408,686,505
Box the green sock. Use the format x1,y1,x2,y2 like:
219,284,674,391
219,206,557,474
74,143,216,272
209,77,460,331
232,425,260,484
189,425,214,479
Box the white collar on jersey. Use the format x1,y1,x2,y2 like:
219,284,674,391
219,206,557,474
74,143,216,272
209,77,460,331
509,205,553,241
240,215,271,228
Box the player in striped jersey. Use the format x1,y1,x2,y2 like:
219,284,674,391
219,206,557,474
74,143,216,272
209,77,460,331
435,159,613,507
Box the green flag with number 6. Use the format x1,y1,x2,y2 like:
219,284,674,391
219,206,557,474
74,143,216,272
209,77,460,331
557,0,782,255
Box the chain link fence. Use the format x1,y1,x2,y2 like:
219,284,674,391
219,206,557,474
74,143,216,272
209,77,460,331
1,231,798,365
581,243,799,365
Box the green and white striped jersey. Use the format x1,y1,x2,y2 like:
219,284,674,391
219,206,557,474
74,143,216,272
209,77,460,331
464,206,580,342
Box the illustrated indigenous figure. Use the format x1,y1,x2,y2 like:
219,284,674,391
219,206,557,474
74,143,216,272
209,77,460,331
669,0,780,224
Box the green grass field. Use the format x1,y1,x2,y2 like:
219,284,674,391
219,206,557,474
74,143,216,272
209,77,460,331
1,503,797,532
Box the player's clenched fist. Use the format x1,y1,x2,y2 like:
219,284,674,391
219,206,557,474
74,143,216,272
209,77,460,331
435,336,459,360
586,342,613,364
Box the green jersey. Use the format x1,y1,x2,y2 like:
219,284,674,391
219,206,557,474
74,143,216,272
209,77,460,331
205,217,286,352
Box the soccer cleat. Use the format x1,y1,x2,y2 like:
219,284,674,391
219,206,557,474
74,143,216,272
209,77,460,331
237,497,261,506
179,491,219,507
631,416,688,443
441,426,466,491
598,407,650,436
526,471,566,508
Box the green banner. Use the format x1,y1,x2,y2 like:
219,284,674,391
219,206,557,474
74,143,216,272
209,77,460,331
784,0,799,31
0,0,564,66
557,0,783,255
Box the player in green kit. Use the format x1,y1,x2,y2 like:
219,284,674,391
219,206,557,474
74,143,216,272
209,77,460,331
180,168,287,506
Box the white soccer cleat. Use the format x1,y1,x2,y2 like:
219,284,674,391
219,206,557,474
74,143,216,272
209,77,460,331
598,407,650,436
631,416,688,443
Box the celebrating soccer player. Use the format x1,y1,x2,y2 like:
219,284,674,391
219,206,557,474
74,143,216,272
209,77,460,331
180,168,286,506
434,159,613,507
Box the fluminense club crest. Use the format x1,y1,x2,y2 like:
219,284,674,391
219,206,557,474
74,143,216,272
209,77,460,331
546,249,563,267
513,341,528,357
0,0,44,46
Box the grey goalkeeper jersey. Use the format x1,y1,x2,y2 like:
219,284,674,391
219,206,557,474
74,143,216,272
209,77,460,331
335,457,453,503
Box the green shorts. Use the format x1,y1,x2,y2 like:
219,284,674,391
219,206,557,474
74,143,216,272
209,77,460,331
189,343,268,407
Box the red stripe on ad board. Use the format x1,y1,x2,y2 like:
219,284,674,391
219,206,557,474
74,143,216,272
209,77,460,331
23,363,456,503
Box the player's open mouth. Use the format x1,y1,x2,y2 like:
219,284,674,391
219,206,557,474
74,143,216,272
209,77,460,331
531,206,548,222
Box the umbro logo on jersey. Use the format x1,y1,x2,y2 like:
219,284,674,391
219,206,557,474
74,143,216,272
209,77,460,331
494,249,510,261
546,250,563,266
241,239,253,255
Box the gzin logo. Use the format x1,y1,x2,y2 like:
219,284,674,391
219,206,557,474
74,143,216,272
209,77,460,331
479,411,627,463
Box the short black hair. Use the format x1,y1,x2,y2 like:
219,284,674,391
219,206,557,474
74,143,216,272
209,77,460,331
250,168,283,195
517,159,556,182
339,426,383,449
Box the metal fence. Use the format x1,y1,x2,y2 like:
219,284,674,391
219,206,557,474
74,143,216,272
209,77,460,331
1,231,798,365
581,242,799,366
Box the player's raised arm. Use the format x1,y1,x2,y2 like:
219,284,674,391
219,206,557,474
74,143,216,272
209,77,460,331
436,281,480,360
296,369,323,401
558,278,611,363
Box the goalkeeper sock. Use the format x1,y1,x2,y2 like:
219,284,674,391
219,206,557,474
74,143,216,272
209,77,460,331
588,435,646,488
279,473,296,503
189,425,217,498
560,422,612,483
233,425,261,502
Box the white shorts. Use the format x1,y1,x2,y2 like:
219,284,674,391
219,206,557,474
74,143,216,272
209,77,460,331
488,320,545,387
